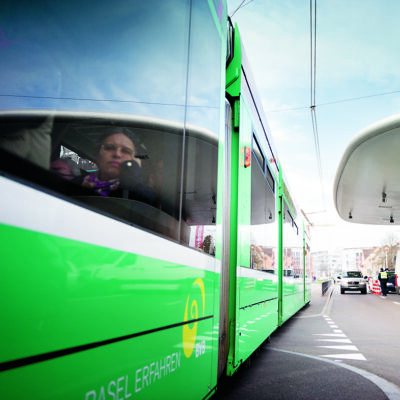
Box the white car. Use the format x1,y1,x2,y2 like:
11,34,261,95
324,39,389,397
340,271,368,294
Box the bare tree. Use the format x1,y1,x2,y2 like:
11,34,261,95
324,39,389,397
378,233,399,269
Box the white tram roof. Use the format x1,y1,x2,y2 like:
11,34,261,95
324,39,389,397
334,114,400,225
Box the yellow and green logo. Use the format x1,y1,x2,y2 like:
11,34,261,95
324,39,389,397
182,278,205,358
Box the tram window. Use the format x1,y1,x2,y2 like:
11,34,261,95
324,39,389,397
251,153,275,226
286,210,295,228
226,21,234,65
282,203,301,279
0,114,219,251
184,132,218,255
252,134,264,170
265,164,274,192
0,0,223,254
250,144,277,272
286,210,298,235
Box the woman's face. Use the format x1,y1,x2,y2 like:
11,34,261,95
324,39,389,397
96,133,135,181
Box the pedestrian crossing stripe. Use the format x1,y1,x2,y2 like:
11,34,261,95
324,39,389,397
321,353,366,361
318,345,359,351
313,333,346,337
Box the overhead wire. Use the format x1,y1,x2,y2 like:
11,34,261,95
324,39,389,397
313,89,400,107
309,0,326,210
310,0,316,110
230,1,400,114
230,0,255,17
266,89,400,113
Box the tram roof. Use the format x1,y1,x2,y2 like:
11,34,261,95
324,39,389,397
334,114,400,225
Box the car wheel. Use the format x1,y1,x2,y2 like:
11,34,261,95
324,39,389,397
340,288,344,294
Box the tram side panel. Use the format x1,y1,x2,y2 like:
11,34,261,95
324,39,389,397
0,207,219,399
224,19,312,376
0,1,228,399
226,44,279,373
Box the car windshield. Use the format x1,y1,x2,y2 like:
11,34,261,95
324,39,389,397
343,271,362,278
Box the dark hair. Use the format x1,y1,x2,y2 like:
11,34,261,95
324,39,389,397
95,127,142,155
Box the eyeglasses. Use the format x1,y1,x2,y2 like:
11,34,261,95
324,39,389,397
101,143,134,157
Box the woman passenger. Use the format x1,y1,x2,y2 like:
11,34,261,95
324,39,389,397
75,127,154,202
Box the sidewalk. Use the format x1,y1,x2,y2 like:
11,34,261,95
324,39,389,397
300,281,335,317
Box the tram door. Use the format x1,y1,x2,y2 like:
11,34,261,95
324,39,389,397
217,100,232,378
226,91,279,375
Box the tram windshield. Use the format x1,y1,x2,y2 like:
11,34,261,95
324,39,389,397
343,271,363,278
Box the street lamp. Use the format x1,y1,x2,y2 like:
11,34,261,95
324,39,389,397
384,246,389,269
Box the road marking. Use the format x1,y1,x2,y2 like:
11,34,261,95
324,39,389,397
315,319,367,361
321,353,366,361
316,338,352,343
394,302,400,305
270,348,400,400
326,318,339,328
318,345,359,351
313,333,346,337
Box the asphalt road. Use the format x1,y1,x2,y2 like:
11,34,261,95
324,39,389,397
212,283,400,400
328,283,400,388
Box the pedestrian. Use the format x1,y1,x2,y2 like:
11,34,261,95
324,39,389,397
378,267,388,297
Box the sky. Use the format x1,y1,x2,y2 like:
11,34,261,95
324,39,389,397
228,0,400,251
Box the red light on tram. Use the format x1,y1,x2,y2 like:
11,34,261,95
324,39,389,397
244,146,251,168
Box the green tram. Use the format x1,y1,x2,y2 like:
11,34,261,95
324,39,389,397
0,2,311,399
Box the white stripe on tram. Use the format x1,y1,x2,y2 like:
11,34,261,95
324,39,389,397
0,177,220,273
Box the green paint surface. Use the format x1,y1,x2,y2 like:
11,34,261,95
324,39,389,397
0,223,219,399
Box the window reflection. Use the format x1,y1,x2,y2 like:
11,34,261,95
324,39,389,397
0,113,219,253
250,146,277,272
0,0,223,256
0,0,224,133
283,208,302,279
